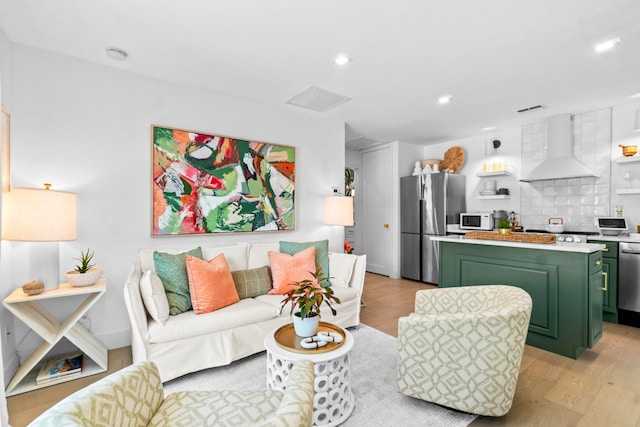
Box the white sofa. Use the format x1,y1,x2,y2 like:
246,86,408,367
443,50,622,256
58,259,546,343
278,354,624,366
124,242,366,382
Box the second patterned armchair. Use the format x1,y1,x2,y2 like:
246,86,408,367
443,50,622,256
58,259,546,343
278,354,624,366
397,285,532,417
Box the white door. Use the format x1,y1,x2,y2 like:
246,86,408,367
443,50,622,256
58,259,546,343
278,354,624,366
361,145,392,275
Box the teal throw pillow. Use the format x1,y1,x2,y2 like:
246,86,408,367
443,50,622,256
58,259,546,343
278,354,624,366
279,240,330,284
153,247,203,315
231,266,272,299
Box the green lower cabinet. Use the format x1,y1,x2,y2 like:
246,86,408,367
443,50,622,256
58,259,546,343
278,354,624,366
439,241,603,359
591,240,618,323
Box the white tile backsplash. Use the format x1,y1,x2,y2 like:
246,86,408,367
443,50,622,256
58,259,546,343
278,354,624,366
520,108,612,231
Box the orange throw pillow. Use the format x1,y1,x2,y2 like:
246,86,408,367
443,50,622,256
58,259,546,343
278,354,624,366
268,246,317,295
186,254,240,314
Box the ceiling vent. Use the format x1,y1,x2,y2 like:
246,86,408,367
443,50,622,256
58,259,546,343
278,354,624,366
517,104,545,114
286,86,351,113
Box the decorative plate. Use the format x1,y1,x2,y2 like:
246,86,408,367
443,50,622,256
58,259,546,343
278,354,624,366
442,146,465,172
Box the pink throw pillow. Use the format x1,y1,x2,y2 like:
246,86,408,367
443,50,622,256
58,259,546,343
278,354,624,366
186,254,239,314
268,246,317,295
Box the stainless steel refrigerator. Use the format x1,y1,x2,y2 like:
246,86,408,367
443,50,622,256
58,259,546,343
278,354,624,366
400,173,465,284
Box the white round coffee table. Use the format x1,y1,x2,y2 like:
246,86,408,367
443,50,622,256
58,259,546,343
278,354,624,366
264,323,355,426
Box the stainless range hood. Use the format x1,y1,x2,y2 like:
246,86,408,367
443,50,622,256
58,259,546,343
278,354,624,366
520,114,599,182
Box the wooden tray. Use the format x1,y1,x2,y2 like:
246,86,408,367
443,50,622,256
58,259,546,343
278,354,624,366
274,321,345,354
465,231,557,244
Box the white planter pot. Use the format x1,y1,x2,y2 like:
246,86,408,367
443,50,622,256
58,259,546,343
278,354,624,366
64,268,103,287
292,313,320,337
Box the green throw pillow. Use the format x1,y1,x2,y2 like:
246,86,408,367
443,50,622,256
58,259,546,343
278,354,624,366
279,240,330,284
232,266,272,299
153,247,203,315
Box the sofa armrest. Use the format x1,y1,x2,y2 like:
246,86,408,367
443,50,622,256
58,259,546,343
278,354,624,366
123,265,149,364
29,361,164,427
256,359,315,427
349,254,367,295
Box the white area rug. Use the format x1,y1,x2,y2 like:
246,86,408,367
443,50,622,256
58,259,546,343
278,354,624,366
164,325,477,426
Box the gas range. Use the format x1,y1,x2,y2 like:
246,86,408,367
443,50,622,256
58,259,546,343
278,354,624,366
525,229,599,244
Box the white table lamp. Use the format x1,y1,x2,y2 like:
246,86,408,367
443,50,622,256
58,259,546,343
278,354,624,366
323,196,354,226
2,184,77,290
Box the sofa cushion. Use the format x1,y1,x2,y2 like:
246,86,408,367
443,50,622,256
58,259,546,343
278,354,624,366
248,243,280,269
154,248,203,315
280,240,330,281
147,298,278,343
232,266,272,299
267,246,317,295
138,247,194,273
202,243,249,271
186,254,240,314
328,253,356,287
140,270,170,325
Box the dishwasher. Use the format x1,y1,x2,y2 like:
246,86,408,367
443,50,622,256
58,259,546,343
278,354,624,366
618,242,640,327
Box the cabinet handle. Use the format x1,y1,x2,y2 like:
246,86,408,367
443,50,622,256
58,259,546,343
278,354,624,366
601,247,609,252
595,259,602,265
601,272,608,292
384,224,389,228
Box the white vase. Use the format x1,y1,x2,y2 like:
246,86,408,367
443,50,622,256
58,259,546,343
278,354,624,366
292,313,320,337
64,268,103,287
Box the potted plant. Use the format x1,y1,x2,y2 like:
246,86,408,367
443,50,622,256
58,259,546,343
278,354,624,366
497,219,512,235
280,268,341,337
64,249,103,287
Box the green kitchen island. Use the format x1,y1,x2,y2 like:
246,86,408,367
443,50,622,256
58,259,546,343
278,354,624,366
433,236,606,359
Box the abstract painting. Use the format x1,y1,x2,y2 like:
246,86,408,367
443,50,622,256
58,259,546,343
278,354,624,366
152,125,295,235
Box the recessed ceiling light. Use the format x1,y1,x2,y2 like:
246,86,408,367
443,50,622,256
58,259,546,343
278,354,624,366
332,54,352,66
594,37,620,53
105,47,128,61
482,127,495,131
438,95,453,104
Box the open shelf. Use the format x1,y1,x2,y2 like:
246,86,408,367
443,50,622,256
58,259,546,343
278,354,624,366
616,156,640,164
476,194,510,200
476,171,511,177
615,188,640,195
6,355,106,397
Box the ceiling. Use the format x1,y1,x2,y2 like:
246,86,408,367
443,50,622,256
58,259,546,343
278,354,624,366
1,1,640,149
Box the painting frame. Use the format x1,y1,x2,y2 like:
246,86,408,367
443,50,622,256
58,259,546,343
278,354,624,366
151,125,296,236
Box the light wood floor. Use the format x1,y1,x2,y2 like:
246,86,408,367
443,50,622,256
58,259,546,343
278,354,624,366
8,272,640,426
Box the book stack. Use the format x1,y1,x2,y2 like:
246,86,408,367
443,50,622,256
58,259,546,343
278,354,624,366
36,353,84,385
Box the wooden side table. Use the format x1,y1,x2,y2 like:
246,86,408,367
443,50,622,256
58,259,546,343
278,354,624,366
2,279,108,396
264,323,355,426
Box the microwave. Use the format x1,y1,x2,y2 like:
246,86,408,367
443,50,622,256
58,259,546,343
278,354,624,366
460,213,494,230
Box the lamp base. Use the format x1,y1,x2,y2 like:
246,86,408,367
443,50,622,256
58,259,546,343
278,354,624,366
29,242,61,291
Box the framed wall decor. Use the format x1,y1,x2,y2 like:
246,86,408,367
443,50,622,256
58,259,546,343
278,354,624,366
152,125,295,236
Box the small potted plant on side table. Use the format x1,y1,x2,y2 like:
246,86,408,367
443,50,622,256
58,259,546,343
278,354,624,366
498,219,512,235
64,249,103,287
280,268,341,337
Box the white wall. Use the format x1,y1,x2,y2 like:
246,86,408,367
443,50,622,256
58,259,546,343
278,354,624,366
421,104,640,233
421,128,522,217
2,43,345,376
612,101,640,231
0,24,12,427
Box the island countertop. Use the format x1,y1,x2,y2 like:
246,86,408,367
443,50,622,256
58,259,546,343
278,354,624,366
433,235,605,253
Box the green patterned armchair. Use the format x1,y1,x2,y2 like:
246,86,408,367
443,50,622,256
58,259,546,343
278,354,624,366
29,359,315,427
397,285,532,417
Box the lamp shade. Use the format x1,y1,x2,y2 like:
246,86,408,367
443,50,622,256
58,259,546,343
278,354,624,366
323,196,354,226
2,187,77,241
634,109,640,132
